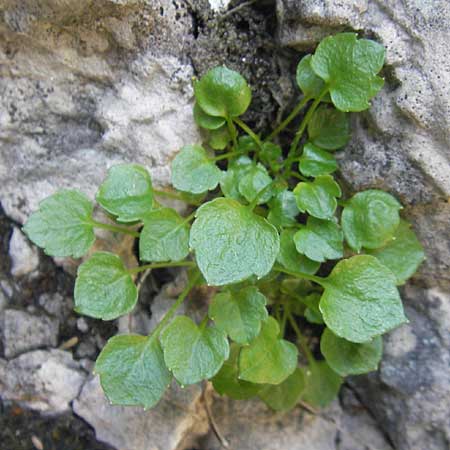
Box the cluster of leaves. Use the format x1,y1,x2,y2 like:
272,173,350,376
24,33,425,412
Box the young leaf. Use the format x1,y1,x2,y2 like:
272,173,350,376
267,189,300,229
319,255,407,343
300,361,342,408
293,217,343,263
194,66,252,118
190,198,280,286
342,190,401,251
74,252,137,320
208,125,231,150
171,145,222,194
160,315,229,385
311,33,385,112
320,328,383,376
212,343,262,399
96,164,153,222
299,143,338,177
193,102,226,130
238,163,273,205
366,220,425,285
220,156,254,201
303,293,324,324
277,229,321,274
260,142,282,171
293,175,341,220
95,335,171,408
23,190,95,258
209,286,268,345
258,368,305,412
237,135,257,153
296,54,329,100
307,106,350,150
239,317,298,385
139,208,189,262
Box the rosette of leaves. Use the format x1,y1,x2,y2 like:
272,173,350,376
23,34,424,413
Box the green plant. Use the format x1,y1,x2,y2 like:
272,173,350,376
24,33,425,411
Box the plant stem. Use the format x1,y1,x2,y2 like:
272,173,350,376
90,220,140,238
233,117,263,150
226,116,238,149
280,303,288,337
287,313,315,365
247,181,274,211
287,171,308,181
266,96,310,142
153,189,201,206
128,260,196,275
212,150,242,162
273,264,325,286
151,271,201,337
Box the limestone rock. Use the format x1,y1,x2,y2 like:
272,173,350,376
8,227,39,277
0,349,85,414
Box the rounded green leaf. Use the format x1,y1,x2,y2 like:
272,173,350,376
190,198,280,286
96,164,153,222
342,189,402,251
239,317,298,385
293,217,343,263
209,286,268,345
299,143,338,177
171,145,222,194
267,189,299,229
208,125,231,150
23,190,95,258
320,328,383,377
319,255,407,343
258,368,305,412
74,252,138,320
160,315,230,386
296,54,329,100
220,156,253,201
95,335,171,408
366,220,425,285
302,293,324,324
300,361,342,408
212,343,262,400
260,142,282,171
193,102,226,130
277,229,320,274
307,106,350,150
194,66,252,118
238,163,273,205
293,175,341,220
311,33,385,112
139,208,189,262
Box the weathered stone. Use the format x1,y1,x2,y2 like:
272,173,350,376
8,227,39,277
38,292,73,320
0,349,85,414
2,308,59,358
73,376,209,450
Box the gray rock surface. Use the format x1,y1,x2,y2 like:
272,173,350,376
73,376,209,450
0,349,85,414
9,227,39,277
2,308,59,358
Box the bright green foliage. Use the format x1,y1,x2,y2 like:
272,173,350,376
258,368,305,411
293,175,341,220
238,164,273,204
194,66,251,118
74,252,137,320
25,33,422,413
139,208,189,262
96,164,153,222
311,33,385,112
190,198,280,286
277,229,320,274
212,344,262,400
171,145,221,194
239,317,298,385
209,286,268,345
160,315,229,386
342,190,401,251
95,335,171,408
23,190,95,258
319,255,407,343
367,220,425,285
321,328,383,376
267,190,299,229
299,143,338,177
300,362,342,408
307,106,350,150
294,217,343,262
193,102,226,130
